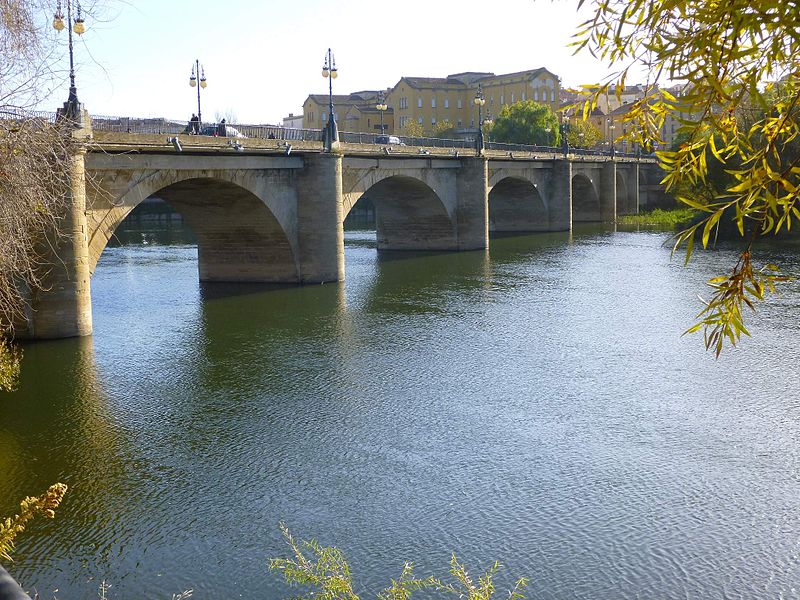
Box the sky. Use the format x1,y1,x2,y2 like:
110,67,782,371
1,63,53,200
38,0,641,125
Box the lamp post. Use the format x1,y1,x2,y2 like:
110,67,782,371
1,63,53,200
189,60,207,129
545,126,552,147
376,90,388,135
53,0,86,122
322,48,339,150
483,110,493,144
473,84,486,154
607,118,616,158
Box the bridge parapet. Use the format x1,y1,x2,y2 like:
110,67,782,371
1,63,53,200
91,131,324,155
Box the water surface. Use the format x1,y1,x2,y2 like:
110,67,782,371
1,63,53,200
2,224,799,599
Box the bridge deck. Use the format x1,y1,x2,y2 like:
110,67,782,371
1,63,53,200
90,131,654,163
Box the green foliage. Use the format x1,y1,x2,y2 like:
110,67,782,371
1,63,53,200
400,121,425,138
269,524,527,600
434,556,527,600
269,523,359,600
489,101,560,146
430,120,456,139
376,562,438,600
0,483,68,562
617,208,699,227
684,251,788,357
566,119,602,149
0,338,21,391
574,0,800,354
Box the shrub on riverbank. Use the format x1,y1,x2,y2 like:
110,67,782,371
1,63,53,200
0,484,68,562
617,208,698,229
269,523,528,599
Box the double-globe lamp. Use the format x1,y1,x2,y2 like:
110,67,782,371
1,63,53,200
189,60,208,129
322,48,339,147
53,0,86,119
376,91,388,135
474,84,486,152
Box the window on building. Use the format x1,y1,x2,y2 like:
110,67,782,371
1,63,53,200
522,92,526,101
444,98,449,108
399,97,408,109
432,117,437,125
457,99,463,109
322,112,327,122
470,118,475,127
400,116,409,127
457,119,462,127
432,98,436,108
511,93,515,103
417,116,423,124
418,97,423,108
551,91,555,102
490,97,494,105
534,91,539,101
500,94,504,104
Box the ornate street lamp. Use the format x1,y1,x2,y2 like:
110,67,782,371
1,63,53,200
376,90,388,135
189,60,208,129
473,84,486,153
322,48,339,149
53,0,86,122
607,118,616,157
483,110,493,144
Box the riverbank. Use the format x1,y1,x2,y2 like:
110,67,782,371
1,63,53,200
617,207,698,228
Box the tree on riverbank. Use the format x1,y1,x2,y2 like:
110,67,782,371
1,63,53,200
574,0,800,355
400,120,425,138
1,0,78,376
566,119,601,149
489,101,560,146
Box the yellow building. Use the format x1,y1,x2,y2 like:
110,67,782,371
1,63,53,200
301,67,560,138
302,90,394,134
387,68,560,136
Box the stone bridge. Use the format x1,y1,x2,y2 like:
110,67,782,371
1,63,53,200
23,128,662,339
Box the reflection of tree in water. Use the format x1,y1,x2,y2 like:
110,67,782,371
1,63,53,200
108,196,196,247
0,336,146,595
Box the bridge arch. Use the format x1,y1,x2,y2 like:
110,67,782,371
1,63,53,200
348,174,457,251
89,173,299,282
572,173,601,222
488,176,549,232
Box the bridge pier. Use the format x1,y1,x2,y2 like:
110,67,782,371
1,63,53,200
296,154,345,282
600,162,618,222
456,157,489,250
25,144,93,339
550,160,573,231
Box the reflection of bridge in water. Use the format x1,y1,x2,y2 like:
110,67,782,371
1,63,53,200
24,119,666,340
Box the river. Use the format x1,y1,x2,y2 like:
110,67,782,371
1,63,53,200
1,220,799,599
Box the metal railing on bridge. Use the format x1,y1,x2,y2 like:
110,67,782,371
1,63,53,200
0,108,58,124
6,111,649,159
91,115,325,142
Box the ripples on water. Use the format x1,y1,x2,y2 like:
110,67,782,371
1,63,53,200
2,226,800,599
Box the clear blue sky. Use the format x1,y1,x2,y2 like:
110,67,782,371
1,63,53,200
40,0,639,124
